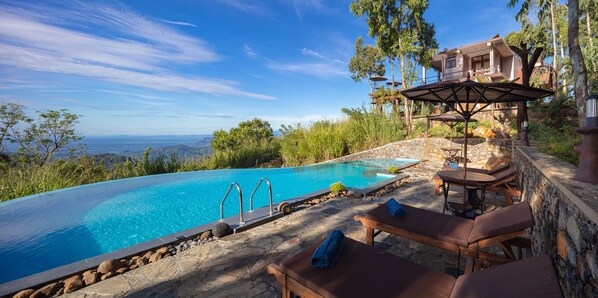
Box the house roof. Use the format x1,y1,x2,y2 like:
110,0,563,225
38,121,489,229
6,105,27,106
430,35,515,70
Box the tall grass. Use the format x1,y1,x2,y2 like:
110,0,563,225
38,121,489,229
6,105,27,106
280,108,406,166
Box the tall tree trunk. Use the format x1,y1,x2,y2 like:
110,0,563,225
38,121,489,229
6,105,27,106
509,45,544,129
588,9,594,52
550,1,559,93
560,44,567,94
400,55,411,134
569,0,589,127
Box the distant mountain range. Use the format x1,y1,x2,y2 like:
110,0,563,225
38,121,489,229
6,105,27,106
3,135,215,163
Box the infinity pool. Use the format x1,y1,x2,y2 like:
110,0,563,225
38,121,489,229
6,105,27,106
0,158,416,284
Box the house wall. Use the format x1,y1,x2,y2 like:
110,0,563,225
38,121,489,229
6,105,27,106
513,146,598,298
443,54,465,81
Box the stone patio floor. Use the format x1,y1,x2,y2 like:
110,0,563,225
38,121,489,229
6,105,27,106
67,161,511,297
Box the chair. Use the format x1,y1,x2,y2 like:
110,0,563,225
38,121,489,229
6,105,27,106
267,237,562,298
353,201,533,265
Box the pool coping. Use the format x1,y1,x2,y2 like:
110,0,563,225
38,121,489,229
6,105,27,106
0,167,415,296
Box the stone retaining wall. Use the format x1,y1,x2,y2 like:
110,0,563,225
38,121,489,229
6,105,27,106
513,146,598,297
331,137,512,163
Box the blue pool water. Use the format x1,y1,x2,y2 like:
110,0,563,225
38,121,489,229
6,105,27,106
0,158,416,284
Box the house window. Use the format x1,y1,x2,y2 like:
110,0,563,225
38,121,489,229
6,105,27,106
446,56,456,68
472,54,490,71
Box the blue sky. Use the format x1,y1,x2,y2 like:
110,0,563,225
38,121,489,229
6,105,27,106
0,0,521,136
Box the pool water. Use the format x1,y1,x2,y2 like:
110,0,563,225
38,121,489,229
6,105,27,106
0,158,416,284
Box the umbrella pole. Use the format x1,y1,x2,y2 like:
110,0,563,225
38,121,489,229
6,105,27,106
463,118,468,205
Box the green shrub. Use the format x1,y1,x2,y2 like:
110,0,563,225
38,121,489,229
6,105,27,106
280,107,406,166
330,182,345,194
387,166,399,174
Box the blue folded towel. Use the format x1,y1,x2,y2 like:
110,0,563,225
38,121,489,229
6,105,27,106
449,162,459,168
311,230,344,269
386,198,406,218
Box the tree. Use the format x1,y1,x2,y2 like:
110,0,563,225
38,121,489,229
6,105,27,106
9,109,82,166
350,0,437,134
348,36,386,93
568,0,589,126
211,118,274,151
0,102,26,154
505,28,546,129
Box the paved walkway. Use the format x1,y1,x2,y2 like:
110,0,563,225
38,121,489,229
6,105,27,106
68,161,509,297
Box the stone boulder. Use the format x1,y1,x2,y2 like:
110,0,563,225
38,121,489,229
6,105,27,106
13,289,35,298
30,282,61,298
212,223,232,238
97,259,124,274
82,270,99,286
63,275,83,294
200,230,212,241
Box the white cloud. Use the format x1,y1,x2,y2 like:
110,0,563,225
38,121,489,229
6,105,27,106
267,61,348,78
215,0,272,16
159,19,197,27
0,2,276,100
289,0,331,20
243,44,257,57
301,48,325,59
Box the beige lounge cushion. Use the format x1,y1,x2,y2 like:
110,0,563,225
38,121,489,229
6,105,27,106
450,255,563,298
467,202,533,243
279,237,456,298
364,203,474,247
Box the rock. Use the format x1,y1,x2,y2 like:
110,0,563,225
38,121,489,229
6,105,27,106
13,289,35,298
212,223,232,238
142,251,153,260
156,247,169,254
97,259,123,274
63,275,83,294
149,252,163,263
129,264,139,270
200,230,212,241
131,256,140,262
136,256,148,267
30,282,61,298
82,271,99,286
100,272,114,281
115,267,128,275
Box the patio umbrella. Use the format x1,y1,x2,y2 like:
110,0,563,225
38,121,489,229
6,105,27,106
427,113,477,148
401,75,553,205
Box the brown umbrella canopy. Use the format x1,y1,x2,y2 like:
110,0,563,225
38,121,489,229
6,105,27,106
401,79,554,119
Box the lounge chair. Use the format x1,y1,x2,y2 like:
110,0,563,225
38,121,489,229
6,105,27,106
353,201,533,265
267,237,562,298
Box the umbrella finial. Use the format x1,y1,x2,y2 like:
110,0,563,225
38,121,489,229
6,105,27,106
466,73,471,80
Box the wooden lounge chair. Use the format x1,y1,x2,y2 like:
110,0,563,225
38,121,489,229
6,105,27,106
353,201,533,265
267,237,562,298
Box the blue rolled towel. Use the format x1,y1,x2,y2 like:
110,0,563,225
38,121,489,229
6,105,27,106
311,230,344,269
449,162,459,168
386,198,406,218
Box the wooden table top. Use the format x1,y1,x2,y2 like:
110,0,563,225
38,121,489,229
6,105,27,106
436,170,496,185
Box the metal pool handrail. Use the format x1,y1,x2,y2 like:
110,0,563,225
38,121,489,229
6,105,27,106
249,177,273,216
219,182,244,225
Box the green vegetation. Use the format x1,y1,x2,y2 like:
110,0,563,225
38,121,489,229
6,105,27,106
330,182,346,195
280,107,406,166
387,166,399,174
529,99,582,164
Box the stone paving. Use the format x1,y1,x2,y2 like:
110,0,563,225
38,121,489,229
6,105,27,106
67,161,511,298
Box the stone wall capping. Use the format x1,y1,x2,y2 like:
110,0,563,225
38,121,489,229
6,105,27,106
516,146,598,223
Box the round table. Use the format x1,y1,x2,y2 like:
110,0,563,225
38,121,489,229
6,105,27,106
436,170,496,217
